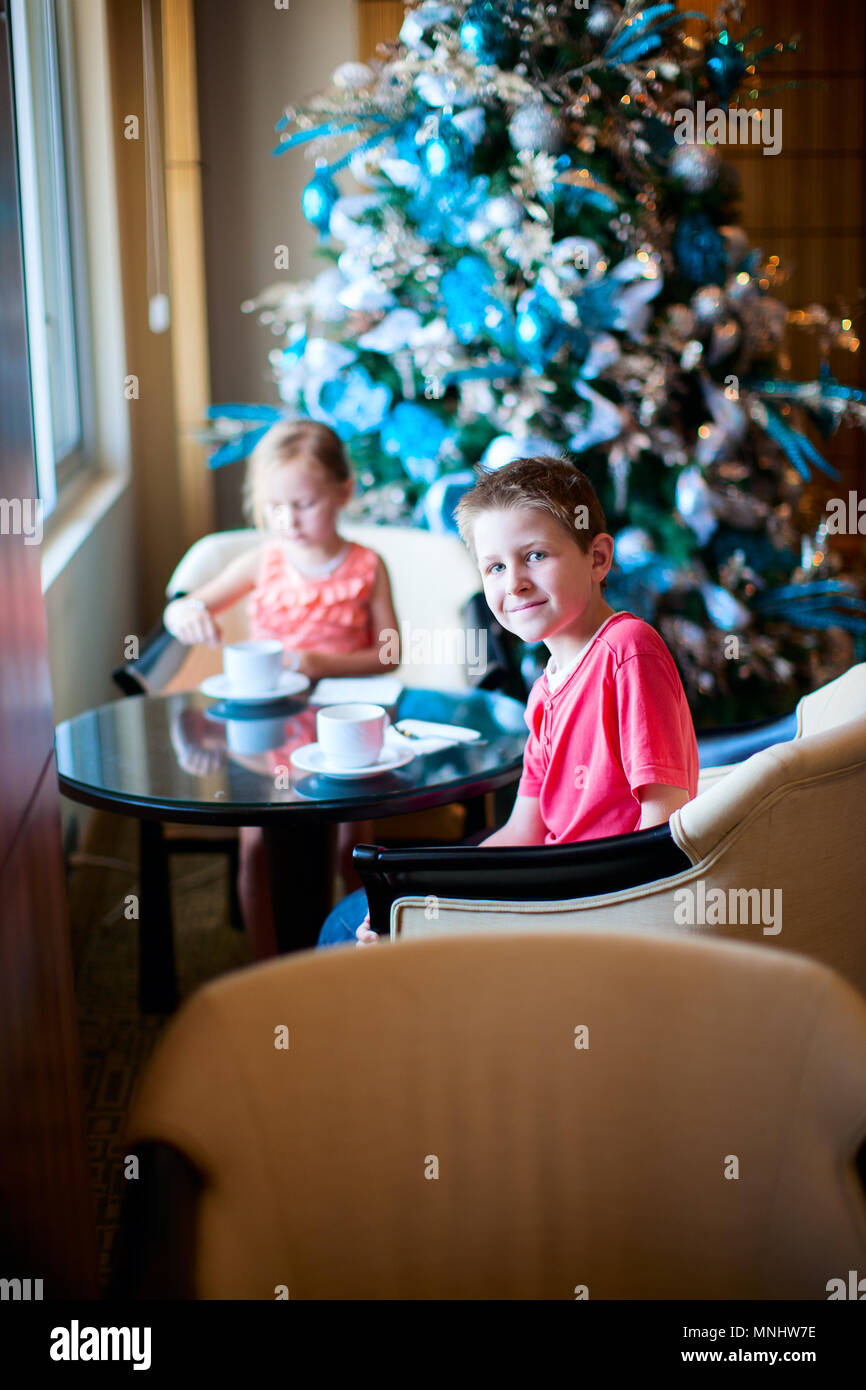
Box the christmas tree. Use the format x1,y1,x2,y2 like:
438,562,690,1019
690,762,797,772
205,0,866,724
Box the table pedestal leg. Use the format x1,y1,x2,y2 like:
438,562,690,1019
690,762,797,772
138,820,178,1013
263,821,333,953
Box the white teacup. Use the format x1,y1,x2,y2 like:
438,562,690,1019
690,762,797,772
223,640,283,695
317,703,387,769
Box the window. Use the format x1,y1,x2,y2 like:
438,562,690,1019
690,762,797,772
10,0,93,517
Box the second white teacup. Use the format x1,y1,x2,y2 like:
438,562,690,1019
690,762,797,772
317,703,387,769
223,639,283,695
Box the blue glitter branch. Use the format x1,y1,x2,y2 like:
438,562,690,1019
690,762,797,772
762,406,840,482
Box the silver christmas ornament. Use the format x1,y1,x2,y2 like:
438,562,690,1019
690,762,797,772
586,2,620,40
507,100,564,154
691,285,725,324
486,194,524,230
669,143,719,193
332,62,375,90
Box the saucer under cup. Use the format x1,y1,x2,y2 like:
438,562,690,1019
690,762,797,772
316,703,386,769
223,639,283,698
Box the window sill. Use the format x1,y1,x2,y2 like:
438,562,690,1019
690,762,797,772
41,469,129,594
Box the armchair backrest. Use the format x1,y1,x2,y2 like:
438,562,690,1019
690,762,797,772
796,661,866,737
383,709,866,999
123,931,866,1299
166,524,483,691
695,663,866,794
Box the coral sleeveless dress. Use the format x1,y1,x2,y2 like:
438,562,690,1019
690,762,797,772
247,540,379,654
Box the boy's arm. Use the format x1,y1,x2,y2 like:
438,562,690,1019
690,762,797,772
480,795,547,847
356,794,546,946
636,782,690,829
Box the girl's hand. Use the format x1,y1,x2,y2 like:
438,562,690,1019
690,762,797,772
164,598,223,647
294,650,325,683
355,913,379,947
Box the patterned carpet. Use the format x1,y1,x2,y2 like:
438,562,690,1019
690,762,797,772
67,812,253,1293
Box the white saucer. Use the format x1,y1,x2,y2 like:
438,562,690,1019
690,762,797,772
200,671,310,703
289,741,415,779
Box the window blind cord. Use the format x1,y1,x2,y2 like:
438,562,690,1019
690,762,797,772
142,0,170,333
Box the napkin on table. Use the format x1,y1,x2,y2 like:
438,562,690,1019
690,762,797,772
308,675,404,707
385,720,483,756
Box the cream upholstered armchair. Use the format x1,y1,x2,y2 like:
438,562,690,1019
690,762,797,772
354,664,866,1000
115,931,866,1298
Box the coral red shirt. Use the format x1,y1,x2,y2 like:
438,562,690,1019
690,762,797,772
517,612,699,844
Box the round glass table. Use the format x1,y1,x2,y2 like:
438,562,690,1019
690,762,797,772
55,686,527,1009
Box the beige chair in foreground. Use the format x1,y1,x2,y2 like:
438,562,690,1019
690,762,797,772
363,665,866,1000
116,932,866,1299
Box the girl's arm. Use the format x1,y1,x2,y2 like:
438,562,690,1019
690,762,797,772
295,556,401,682
163,548,262,646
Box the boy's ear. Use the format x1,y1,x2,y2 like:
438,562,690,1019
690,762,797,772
590,532,614,582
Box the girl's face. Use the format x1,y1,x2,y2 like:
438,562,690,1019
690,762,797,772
258,458,351,549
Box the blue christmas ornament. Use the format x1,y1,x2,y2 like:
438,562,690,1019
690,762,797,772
459,2,514,66
700,582,750,631
421,469,476,533
301,170,339,234
416,114,473,180
614,528,656,572
317,367,391,438
409,172,490,246
673,212,728,285
381,402,451,483
576,279,625,333
481,434,559,471
440,255,511,346
515,286,566,367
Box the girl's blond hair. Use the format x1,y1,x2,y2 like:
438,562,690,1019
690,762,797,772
243,419,351,530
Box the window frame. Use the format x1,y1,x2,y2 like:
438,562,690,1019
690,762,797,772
10,0,96,519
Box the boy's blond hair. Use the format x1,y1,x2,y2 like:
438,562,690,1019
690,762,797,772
455,455,608,557
243,419,351,530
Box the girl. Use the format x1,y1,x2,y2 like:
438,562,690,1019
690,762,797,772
163,418,400,959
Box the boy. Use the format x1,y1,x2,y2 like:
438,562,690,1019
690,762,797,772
319,455,699,946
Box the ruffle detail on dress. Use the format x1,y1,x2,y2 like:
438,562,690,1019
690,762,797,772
247,540,378,650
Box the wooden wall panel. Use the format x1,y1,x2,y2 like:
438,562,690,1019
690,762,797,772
0,0,97,1295
162,0,215,547
712,0,866,562
0,759,97,1296
358,0,403,60
106,0,188,627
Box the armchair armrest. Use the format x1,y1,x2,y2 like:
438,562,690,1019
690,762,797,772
354,823,692,935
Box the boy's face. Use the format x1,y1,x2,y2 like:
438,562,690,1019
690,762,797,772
473,506,613,647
